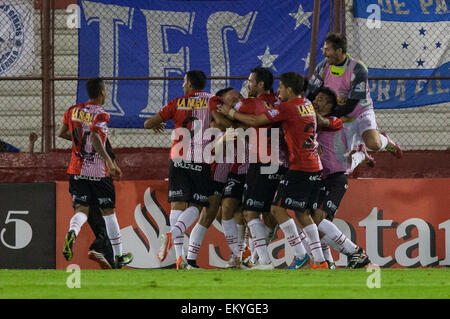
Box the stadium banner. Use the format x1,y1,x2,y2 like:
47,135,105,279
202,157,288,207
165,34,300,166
0,183,56,269
76,0,330,128
0,1,35,76
55,178,450,270
350,0,450,109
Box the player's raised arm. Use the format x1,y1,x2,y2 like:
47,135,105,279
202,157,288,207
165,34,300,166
144,113,166,133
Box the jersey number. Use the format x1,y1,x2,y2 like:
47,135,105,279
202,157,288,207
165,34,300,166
73,128,96,158
302,122,316,149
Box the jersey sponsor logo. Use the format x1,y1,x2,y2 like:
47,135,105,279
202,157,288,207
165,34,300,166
176,97,209,110
173,161,203,172
168,189,183,197
193,193,208,202
245,198,264,208
326,200,338,212
262,101,272,109
267,109,279,118
308,174,322,182
71,108,94,124
98,197,113,206
284,197,306,208
296,103,315,117
336,96,347,105
0,5,25,75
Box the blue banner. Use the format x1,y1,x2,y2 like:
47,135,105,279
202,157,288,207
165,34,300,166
77,0,330,128
351,0,449,109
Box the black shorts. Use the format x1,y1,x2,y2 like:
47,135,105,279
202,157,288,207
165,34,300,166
222,173,246,201
211,180,225,197
272,170,322,212
242,163,288,212
69,175,116,209
317,172,348,221
168,159,212,207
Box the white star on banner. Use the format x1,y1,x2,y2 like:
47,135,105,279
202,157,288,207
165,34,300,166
289,4,312,30
302,52,310,71
257,46,279,71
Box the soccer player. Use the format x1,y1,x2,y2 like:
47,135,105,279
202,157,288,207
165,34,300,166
58,77,133,269
184,87,239,268
144,70,224,269
308,33,402,164
214,88,250,268
313,86,371,269
220,72,327,269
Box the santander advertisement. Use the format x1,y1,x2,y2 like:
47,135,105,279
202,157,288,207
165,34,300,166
56,178,450,269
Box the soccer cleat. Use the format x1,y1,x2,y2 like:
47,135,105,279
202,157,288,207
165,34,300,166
381,132,403,159
311,261,329,269
357,144,375,168
62,230,76,261
248,262,274,270
326,260,336,269
348,144,375,169
186,259,200,269
287,254,311,269
115,253,133,269
88,250,112,269
176,256,187,270
240,256,254,270
347,247,371,269
225,254,241,269
157,232,172,262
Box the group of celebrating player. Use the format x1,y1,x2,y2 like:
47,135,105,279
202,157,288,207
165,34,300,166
60,32,402,270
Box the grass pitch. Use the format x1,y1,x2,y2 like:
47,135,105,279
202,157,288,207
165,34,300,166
0,268,448,299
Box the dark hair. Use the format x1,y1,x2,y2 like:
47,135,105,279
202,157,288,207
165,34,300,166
324,32,347,53
186,70,207,90
215,87,234,97
86,77,105,99
250,66,273,91
279,72,307,95
318,87,338,111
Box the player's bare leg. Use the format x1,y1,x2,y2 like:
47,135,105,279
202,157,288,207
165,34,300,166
363,129,402,158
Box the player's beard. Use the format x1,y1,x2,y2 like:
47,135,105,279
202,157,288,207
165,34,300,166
247,87,258,98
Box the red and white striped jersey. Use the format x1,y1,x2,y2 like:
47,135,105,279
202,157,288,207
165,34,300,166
158,90,219,163
62,102,110,177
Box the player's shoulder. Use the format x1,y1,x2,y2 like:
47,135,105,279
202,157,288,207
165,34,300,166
316,59,327,69
195,91,215,99
349,56,369,73
64,102,84,116
315,59,327,73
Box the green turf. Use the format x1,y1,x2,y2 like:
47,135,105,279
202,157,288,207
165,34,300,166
0,268,448,299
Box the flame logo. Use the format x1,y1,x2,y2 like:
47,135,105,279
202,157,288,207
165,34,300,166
119,187,295,268
120,187,177,268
